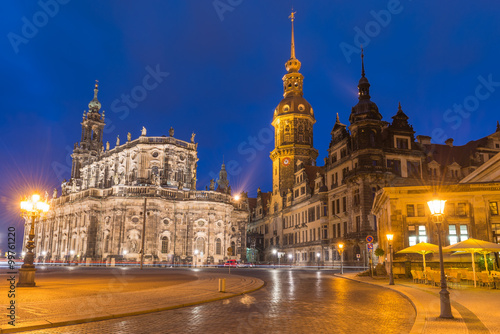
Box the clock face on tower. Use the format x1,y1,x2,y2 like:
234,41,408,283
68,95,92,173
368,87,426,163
282,157,291,166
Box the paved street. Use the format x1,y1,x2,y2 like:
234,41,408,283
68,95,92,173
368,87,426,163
22,269,415,334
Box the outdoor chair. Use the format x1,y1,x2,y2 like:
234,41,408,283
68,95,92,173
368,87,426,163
426,271,435,285
432,272,441,287
466,271,475,285
427,271,436,286
410,270,418,283
416,271,424,284
448,272,462,288
479,273,494,288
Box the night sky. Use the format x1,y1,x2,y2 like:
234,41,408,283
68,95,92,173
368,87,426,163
1,1,499,244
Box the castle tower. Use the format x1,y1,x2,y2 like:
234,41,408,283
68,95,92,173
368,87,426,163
71,81,106,179
270,12,318,210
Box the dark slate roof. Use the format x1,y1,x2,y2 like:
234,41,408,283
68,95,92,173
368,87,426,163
422,137,488,167
304,165,324,191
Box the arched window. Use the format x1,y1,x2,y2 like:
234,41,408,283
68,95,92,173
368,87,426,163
230,241,236,256
161,236,169,253
196,237,205,253
215,238,222,255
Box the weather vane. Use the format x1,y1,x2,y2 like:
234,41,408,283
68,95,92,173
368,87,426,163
289,10,296,22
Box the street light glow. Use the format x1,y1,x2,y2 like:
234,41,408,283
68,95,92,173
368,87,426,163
386,233,394,241
234,194,240,201
20,193,50,214
427,199,446,216
272,249,277,254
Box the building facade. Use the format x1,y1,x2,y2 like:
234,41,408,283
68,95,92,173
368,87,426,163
24,83,250,265
247,14,500,267
372,181,500,269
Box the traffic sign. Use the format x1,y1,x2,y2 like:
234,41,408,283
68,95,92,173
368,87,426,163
366,235,374,243
367,243,373,250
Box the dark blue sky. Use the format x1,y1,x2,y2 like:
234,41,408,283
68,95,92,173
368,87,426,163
1,1,500,240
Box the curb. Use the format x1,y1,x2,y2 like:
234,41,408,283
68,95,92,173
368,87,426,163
333,274,425,334
0,280,265,333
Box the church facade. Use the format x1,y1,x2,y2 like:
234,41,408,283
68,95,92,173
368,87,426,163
247,14,500,266
24,83,250,265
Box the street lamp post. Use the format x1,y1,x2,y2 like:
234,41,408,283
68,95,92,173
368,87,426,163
386,233,394,285
272,249,277,269
338,243,344,274
427,199,453,319
18,193,50,287
316,252,321,270
288,253,293,268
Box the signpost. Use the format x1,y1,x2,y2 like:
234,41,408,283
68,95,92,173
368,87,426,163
366,236,374,277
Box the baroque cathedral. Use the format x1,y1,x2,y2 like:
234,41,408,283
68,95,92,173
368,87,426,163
25,82,250,265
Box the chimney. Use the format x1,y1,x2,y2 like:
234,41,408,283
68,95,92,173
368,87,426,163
416,135,431,145
445,138,454,147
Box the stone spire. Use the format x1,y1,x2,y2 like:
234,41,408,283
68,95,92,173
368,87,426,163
349,48,382,123
88,80,101,113
217,161,229,192
285,11,301,74
390,102,413,132
283,11,304,98
290,10,296,60
358,48,371,100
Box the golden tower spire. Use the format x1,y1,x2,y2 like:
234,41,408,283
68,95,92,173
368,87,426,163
289,10,296,59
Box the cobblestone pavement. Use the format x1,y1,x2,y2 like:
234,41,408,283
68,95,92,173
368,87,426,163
23,269,415,334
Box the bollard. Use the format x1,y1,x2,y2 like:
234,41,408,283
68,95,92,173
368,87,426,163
219,278,226,293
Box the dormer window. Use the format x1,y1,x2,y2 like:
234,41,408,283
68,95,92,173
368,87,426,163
395,136,409,149
283,105,290,112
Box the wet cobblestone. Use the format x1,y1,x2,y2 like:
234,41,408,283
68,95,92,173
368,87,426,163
24,270,415,334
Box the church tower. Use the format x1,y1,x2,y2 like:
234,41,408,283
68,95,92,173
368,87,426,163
71,81,106,180
270,12,318,210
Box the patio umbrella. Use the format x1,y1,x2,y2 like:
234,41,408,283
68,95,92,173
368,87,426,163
444,238,500,287
397,242,439,276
